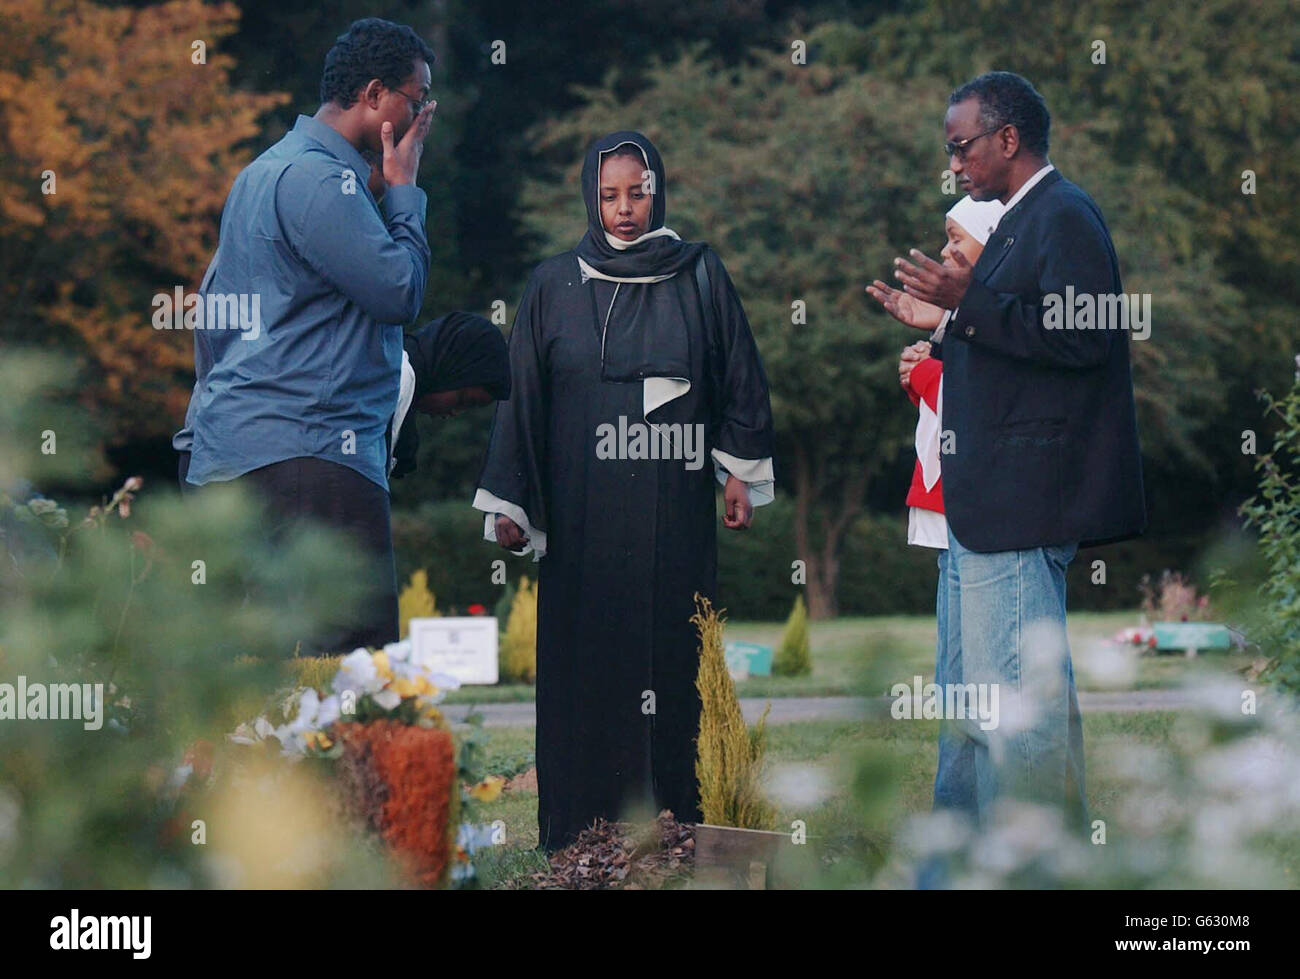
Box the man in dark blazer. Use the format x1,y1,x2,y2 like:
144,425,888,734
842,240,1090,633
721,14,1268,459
892,71,1145,833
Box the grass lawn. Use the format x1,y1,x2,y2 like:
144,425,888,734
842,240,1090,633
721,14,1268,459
443,611,1256,704
467,710,1300,889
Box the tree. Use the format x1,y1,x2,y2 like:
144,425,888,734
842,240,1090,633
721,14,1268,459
0,0,288,443
522,49,952,616
1239,373,1300,696
814,5,1300,532
521,20,1290,614
499,574,536,683
773,593,811,676
692,594,773,829
398,568,439,639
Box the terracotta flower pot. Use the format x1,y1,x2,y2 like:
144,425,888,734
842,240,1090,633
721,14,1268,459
335,720,456,887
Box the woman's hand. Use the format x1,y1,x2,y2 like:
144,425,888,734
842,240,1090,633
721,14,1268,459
867,281,945,331
494,513,528,550
722,475,753,531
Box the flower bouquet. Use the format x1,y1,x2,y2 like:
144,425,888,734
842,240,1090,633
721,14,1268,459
229,641,466,887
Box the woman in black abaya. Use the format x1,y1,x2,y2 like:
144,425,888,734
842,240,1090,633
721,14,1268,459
474,131,775,850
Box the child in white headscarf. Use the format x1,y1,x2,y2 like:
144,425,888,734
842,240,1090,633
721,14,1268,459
899,194,1005,547
866,194,1003,887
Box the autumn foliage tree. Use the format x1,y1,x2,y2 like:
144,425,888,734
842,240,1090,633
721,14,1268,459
0,0,287,443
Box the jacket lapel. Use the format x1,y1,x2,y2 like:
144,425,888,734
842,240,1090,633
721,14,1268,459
975,228,1018,281
973,169,1064,282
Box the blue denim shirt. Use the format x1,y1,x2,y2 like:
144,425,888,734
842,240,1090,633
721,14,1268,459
174,115,430,490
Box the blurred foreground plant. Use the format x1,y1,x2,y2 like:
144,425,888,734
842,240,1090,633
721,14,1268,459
876,684,1300,889
1240,373,1300,695
0,350,395,887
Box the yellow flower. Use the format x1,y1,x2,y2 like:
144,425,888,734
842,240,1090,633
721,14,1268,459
468,775,506,802
371,651,394,681
392,674,439,700
416,703,444,730
304,730,333,751
391,676,419,698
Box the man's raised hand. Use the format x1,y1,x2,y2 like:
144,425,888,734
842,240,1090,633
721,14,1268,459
866,280,946,331
893,247,972,311
382,100,437,187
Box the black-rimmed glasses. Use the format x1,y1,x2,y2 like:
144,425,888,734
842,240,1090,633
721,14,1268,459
944,125,1004,160
391,87,433,113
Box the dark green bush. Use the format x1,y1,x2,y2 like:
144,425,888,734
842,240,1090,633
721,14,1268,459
391,495,1216,622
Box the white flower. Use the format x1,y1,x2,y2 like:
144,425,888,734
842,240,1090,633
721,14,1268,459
229,715,277,746
391,657,423,683
372,689,402,711
383,639,413,663
428,671,460,691
265,691,325,755
898,809,972,858
392,658,459,705
315,694,341,728
1074,638,1138,689
457,822,498,855
272,723,307,756
165,763,193,794
289,689,320,732
406,645,437,674
762,762,832,809
333,648,382,695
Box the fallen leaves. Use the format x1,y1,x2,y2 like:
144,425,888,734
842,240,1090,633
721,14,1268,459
514,810,695,890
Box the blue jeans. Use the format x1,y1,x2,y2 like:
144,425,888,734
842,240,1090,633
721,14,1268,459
931,547,977,818
932,526,1088,830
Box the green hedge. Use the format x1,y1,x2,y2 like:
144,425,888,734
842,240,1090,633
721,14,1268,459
392,498,1213,621
391,501,530,615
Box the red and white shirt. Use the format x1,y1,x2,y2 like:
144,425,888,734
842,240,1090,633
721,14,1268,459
904,356,946,549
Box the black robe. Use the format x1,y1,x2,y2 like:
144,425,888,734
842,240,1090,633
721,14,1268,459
478,247,773,849
476,133,774,850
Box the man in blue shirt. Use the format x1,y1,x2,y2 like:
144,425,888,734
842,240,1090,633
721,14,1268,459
174,18,437,653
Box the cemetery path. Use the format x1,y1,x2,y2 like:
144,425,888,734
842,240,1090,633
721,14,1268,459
444,689,1205,729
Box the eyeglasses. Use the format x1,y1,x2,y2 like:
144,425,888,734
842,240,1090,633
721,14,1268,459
391,87,433,113
944,125,1004,160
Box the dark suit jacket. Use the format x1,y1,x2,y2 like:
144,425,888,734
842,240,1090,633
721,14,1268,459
933,168,1145,552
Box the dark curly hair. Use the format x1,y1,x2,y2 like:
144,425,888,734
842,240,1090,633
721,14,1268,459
949,71,1051,159
319,18,436,109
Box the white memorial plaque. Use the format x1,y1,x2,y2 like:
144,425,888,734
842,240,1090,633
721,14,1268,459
409,616,499,685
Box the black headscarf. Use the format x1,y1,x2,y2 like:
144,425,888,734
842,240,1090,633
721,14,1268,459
575,131,705,281
572,131,708,389
391,312,510,478
405,311,511,402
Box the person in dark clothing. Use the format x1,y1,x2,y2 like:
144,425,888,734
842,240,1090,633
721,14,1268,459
475,131,775,850
889,71,1145,836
